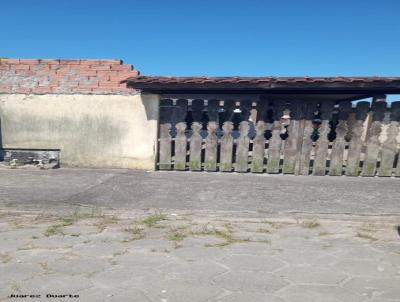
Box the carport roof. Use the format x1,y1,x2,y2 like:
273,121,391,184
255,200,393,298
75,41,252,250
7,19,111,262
124,76,400,98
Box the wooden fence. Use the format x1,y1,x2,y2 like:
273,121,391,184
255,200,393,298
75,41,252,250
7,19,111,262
157,98,400,177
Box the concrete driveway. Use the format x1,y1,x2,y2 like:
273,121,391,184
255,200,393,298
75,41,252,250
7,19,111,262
0,168,399,302
0,168,399,215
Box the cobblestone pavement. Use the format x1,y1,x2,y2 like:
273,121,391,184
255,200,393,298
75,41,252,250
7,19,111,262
1,208,399,302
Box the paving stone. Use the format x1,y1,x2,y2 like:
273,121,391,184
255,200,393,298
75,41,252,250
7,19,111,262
219,254,286,272
62,225,100,236
46,257,110,275
277,284,363,302
213,271,289,293
0,262,42,283
334,258,400,277
222,242,275,255
276,265,347,285
123,239,173,252
13,248,67,264
157,260,228,283
270,236,325,251
140,280,223,302
71,242,127,258
343,277,400,300
113,251,173,268
182,235,226,247
30,235,84,249
90,266,159,289
274,249,332,265
216,292,286,302
18,274,93,294
0,238,32,253
77,287,151,302
335,245,385,260
171,246,226,261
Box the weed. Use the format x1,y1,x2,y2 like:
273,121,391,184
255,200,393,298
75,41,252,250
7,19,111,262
0,253,12,263
356,232,378,241
302,219,321,229
167,231,186,242
44,225,63,237
10,282,21,292
123,226,145,241
318,231,331,236
261,220,285,229
142,213,167,227
43,211,91,237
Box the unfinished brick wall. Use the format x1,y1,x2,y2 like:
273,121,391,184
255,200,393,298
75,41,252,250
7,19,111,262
0,59,139,94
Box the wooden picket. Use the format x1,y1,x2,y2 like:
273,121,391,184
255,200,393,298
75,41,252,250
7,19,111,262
379,101,400,176
283,102,305,174
157,98,399,177
251,121,266,173
158,99,173,170
297,101,318,175
329,102,351,176
346,102,370,176
362,102,386,176
266,103,285,174
313,101,335,176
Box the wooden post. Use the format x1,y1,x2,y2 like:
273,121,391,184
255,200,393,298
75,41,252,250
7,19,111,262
235,121,250,172
266,103,284,174
173,99,188,170
362,102,386,177
329,102,351,176
204,121,218,171
346,102,370,176
313,101,335,176
158,99,173,170
251,121,266,173
220,121,234,172
283,102,305,174
379,101,400,176
297,101,319,175
174,122,187,170
189,122,202,171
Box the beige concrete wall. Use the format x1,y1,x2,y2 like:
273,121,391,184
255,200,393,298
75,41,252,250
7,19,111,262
0,93,160,169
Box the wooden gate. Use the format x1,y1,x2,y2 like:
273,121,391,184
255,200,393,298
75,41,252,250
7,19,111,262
157,98,400,177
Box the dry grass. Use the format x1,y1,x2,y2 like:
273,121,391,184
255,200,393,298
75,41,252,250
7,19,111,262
301,219,321,229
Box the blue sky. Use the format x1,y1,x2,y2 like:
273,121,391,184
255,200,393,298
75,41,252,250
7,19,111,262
1,0,400,78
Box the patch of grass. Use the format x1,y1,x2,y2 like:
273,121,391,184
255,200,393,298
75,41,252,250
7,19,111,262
44,224,63,237
322,243,334,249
257,209,271,214
206,224,245,247
318,231,332,236
43,211,93,237
356,232,378,241
261,220,285,229
38,262,50,273
167,231,186,242
95,215,119,232
0,253,12,263
142,213,167,228
256,239,271,244
10,282,21,292
122,225,145,242
302,219,320,229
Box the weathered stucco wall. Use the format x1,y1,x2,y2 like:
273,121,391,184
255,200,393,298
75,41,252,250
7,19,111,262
0,93,159,169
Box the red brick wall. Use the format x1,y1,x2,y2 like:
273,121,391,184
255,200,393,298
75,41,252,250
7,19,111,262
0,59,138,94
